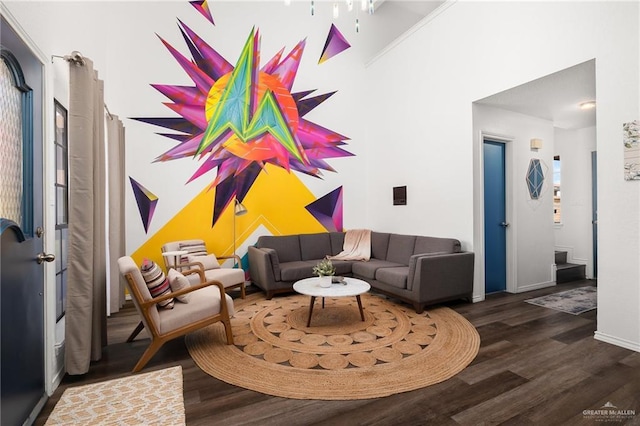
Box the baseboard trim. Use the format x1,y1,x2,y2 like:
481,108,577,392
516,281,555,293
51,366,65,394
472,294,485,303
594,331,640,353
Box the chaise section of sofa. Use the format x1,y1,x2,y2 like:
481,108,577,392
247,231,474,312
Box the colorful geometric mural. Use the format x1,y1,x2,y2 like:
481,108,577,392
319,24,351,64
134,21,353,227
129,177,158,233
132,4,355,268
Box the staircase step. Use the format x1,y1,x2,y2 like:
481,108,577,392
555,251,568,265
556,263,586,283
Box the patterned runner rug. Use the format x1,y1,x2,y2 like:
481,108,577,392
525,286,597,315
186,292,480,400
45,366,185,425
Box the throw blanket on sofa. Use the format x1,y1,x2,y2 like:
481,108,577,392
328,229,371,261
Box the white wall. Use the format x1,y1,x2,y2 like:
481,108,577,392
366,1,639,350
554,126,596,278
3,0,371,252
473,104,555,296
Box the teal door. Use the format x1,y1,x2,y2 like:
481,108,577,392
1,36,49,425
484,140,507,293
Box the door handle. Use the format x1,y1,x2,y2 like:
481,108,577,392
36,253,55,264
500,222,510,228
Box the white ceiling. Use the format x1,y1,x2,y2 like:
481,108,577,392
476,60,596,130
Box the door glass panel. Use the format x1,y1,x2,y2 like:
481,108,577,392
0,60,23,226
55,229,62,270
55,146,67,185
54,100,69,320
61,227,68,266
56,187,67,224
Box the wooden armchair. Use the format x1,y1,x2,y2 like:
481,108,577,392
162,239,246,299
117,256,234,373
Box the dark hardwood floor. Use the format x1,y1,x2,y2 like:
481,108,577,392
35,280,640,425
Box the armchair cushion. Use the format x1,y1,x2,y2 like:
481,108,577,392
140,259,174,309
157,285,235,335
184,267,245,290
167,268,191,303
188,254,220,270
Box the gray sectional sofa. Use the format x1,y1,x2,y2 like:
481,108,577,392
247,231,474,313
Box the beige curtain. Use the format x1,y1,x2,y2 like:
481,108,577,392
65,57,107,375
107,115,126,314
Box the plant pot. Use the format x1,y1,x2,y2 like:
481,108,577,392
318,275,332,288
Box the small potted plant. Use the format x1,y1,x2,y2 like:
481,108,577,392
313,258,336,287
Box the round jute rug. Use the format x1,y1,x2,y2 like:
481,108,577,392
186,292,480,400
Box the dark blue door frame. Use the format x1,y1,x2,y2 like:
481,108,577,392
484,139,508,294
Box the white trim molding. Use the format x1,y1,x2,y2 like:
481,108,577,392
594,331,640,353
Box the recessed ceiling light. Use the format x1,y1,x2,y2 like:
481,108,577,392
579,101,596,110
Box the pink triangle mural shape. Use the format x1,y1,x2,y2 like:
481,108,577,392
190,0,214,24
318,24,351,64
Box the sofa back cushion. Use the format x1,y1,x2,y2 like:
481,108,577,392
329,232,346,255
414,236,461,255
300,233,332,260
371,232,390,260
386,234,417,265
257,235,301,262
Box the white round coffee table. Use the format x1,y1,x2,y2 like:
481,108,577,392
293,277,371,327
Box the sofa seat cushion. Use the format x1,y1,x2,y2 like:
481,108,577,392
158,285,234,335
376,266,409,289
330,259,354,276
352,259,404,279
280,261,318,281
185,268,245,289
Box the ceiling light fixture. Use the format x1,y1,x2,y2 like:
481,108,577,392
306,0,374,32
579,101,596,110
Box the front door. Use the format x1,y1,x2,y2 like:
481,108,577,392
0,43,49,425
484,140,508,293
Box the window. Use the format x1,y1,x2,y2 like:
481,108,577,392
54,100,68,320
0,56,24,227
553,155,561,223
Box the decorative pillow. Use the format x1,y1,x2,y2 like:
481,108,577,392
179,241,208,264
140,259,174,309
188,254,220,270
167,268,191,303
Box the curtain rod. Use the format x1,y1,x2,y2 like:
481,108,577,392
52,52,114,120
51,50,85,66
